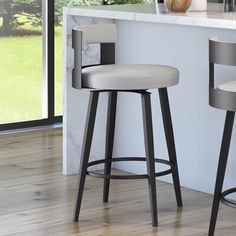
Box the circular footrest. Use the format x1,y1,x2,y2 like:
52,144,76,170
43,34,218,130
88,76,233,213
87,157,174,180
220,188,236,208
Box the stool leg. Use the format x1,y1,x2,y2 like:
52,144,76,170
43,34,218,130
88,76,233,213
159,88,183,207
103,91,117,202
141,92,158,227
74,91,99,222
208,111,235,236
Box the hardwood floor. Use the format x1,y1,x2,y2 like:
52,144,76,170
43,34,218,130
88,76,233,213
0,128,236,236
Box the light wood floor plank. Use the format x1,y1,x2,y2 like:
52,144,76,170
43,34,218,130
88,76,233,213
0,128,236,236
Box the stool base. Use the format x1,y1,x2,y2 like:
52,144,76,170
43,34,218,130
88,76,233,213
208,111,235,236
220,188,236,208
87,157,174,179
74,90,182,228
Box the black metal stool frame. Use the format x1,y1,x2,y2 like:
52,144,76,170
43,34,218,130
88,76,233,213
73,89,183,227
208,39,236,236
72,27,182,227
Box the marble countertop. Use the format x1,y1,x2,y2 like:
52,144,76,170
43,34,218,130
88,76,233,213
64,3,236,30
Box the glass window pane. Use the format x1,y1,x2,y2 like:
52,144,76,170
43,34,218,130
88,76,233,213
0,0,43,124
55,26,62,116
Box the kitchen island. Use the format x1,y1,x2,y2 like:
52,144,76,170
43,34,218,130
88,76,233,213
63,3,236,195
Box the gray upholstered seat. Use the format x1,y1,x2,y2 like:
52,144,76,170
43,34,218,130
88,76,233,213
82,64,179,90
218,80,236,93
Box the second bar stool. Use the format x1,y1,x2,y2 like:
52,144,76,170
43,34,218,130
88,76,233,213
208,38,236,236
72,24,182,227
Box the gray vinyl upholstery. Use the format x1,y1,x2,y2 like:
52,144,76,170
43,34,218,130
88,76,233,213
82,64,179,90
73,24,116,49
218,81,236,93
209,38,236,66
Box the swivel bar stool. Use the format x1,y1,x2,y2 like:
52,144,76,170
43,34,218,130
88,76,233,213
208,38,236,236
72,24,182,227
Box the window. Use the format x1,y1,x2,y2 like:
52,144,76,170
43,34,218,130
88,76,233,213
0,0,59,130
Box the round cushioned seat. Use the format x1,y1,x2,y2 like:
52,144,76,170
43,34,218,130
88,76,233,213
218,80,236,93
82,64,179,90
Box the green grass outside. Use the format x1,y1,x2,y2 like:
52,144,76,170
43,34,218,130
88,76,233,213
55,28,63,118
0,21,63,123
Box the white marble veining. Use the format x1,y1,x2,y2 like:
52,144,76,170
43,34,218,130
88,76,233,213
63,13,113,175
64,3,236,30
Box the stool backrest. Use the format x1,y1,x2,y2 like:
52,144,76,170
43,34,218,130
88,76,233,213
209,38,236,111
72,24,116,89
209,38,236,66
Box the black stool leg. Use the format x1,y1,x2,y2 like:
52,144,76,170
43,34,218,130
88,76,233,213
103,91,117,202
159,88,183,207
208,111,235,236
141,92,158,227
74,91,99,222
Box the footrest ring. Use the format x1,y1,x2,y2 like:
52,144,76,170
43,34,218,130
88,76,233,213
87,157,174,180
220,188,236,208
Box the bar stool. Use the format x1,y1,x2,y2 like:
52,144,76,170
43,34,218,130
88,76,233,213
208,38,236,235
72,24,182,227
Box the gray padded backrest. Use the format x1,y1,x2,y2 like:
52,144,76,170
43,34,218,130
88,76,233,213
72,24,116,89
209,38,236,66
209,38,236,111
73,24,116,49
